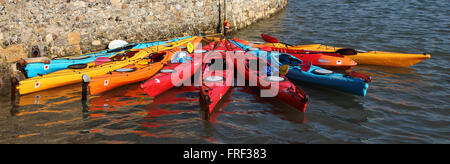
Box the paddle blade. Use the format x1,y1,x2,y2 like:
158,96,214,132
300,60,312,72
261,34,279,43
336,49,358,55
187,42,194,53
349,71,372,83
136,59,150,66
279,65,290,76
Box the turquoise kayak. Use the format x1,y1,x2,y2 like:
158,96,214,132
21,36,193,78
230,40,370,96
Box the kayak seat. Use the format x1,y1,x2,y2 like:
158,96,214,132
114,68,136,73
160,69,177,73
312,69,334,75
125,51,139,58
68,64,88,69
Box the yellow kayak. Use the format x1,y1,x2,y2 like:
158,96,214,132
16,36,198,95
18,83,81,107
264,43,431,67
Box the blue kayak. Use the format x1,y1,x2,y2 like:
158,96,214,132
22,36,193,78
230,40,370,96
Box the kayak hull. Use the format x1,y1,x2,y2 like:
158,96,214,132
231,40,370,96
24,53,113,78
234,39,357,70
286,67,369,96
199,41,234,114
141,66,178,98
270,43,431,67
22,36,193,78
141,38,204,98
89,37,203,95
229,40,308,112
88,63,163,95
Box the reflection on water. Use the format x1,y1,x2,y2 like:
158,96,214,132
3,79,311,143
18,84,82,106
236,87,307,124
88,84,151,118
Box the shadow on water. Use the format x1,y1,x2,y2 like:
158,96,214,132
235,87,307,124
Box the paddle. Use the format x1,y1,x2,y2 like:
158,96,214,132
187,42,194,53
279,65,290,76
261,34,294,47
261,34,358,56
300,60,312,72
348,71,372,83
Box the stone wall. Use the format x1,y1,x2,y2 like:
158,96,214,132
0,0,287,95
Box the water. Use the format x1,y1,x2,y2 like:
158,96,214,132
1,0,449,143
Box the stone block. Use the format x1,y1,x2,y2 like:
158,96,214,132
65,44,82,56
67,32,80,46
45,33,54,43
0,46,4,63
4,44,27,63
111,0,121,7
92,40,102,46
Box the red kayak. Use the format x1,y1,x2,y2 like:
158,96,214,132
140,38,203,98
199,41,234,115
233,38,357,70
144,86,199,120
228,40,309,112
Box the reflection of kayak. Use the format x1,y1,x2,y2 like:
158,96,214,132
20,36,193,78
18,83,81,107
138,86,200,135
237,87,307,124
88,84,150,115
199,41,234,114
228,40,309,112
16,36,198,95
140,37,204,98
231,40,370,96
234,39,357,70
144,86,198,119
265,43,431,67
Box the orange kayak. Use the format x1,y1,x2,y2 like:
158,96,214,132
87,37,204,95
